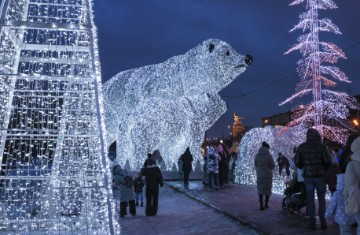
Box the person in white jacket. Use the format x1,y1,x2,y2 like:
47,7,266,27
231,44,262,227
344,136,360,235
325,174,356,235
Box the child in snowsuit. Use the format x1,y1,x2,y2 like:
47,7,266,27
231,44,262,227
134,172,145,207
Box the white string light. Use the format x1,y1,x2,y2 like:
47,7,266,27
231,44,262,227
280,0,360,144
235,126,307,195
103,39,251,170
0,0,118,233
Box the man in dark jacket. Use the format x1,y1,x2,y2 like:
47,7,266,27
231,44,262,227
180,147,193,188
276,152,290,177
141,158,163,216
295,128,331,230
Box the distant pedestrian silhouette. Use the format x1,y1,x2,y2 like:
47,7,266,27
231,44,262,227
141,158,163,216
180,147,193,188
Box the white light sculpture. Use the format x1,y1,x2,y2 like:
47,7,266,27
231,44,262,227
235,126,306,195
0,0,118,234
280,0,360,144
103,39,252,170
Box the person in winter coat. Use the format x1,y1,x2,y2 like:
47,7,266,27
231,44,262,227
325,174,356,235
180,147,193,187
152,149,164,166
339,133,360,173
202,153,208,186
295,128,331,230
141,158,163,216
205,146,220,190
344,136,360,235
134,172,145,207
112,165,136,217
289,147,306,197
229,151,237,183
112,170,121,213
254,141,275,211
217,144,229,187
325,153,340,195
276,152,290,177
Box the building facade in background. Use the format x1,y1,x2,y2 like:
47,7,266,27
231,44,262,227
262,95,360,132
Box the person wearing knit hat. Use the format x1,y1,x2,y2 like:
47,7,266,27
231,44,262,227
262,141,270,148
277,152,290,177
141,156,163,216
294,128,331,230
344,136,360,235
143,153,155,168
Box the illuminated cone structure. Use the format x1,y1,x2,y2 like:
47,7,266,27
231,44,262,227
0,0,117,233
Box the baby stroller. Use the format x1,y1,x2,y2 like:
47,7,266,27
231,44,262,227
282,177,306,214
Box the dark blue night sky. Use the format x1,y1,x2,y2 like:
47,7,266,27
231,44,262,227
94,0,360,138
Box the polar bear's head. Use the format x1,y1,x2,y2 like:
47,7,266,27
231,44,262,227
183,39,252,96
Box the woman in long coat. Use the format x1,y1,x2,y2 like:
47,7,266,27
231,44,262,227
113,165,136,217
254,141,275,210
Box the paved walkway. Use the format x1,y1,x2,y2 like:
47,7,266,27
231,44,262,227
168,181,357,235
117,181,357,235
117,184,257,235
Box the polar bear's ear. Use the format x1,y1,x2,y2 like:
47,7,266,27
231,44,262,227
208,43,215,53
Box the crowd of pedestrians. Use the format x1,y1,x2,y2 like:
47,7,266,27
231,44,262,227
112,151,164,218
201,144,234,190
111,128,360,234
253,128,360,233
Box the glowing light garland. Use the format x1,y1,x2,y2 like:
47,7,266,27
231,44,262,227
280,0,360,144
103,39,251,170
235,126,307,195
0,0,118,233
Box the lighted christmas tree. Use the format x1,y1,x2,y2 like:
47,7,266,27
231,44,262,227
280,0,360,144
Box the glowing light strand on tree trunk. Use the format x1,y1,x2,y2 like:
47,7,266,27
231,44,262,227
280,0,360,144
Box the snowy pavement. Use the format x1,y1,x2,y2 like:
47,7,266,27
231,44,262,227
116,184,257,235
117,181,357,235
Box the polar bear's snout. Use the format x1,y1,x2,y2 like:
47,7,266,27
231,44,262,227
245,54,253,65
235,54,253,69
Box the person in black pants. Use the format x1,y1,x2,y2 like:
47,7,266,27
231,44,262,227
112,165,136,217
180,147,193,188
277,152,290,177
141,158,163,216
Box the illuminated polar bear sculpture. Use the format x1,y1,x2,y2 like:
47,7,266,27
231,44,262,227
117,93,227,169
234,126,306,194
103,39,252,169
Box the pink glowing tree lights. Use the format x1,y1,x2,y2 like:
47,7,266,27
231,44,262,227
280,0,360,144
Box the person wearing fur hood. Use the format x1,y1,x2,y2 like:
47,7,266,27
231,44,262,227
344,136,360,235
